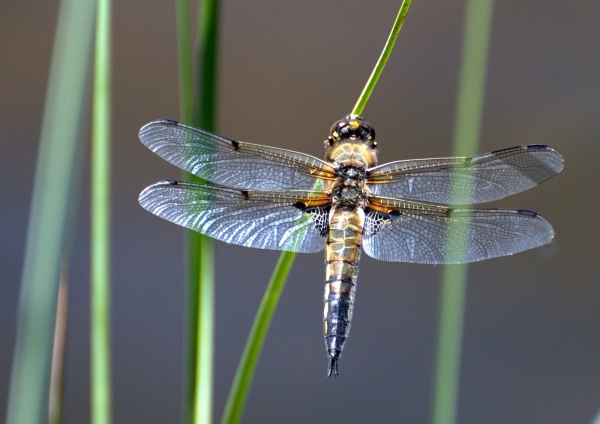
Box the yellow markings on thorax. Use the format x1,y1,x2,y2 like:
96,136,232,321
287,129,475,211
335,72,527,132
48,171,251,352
327,142,378,168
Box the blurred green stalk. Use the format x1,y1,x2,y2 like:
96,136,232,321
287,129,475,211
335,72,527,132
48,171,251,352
431,2,494,424
91,0,113,423
6,1,96,423
176,1,219,423
193,2,219,419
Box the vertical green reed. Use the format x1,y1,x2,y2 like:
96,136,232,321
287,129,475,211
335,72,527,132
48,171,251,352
221,2,412,423
91,0,113,423
193,3,219,423
431,2,494,424
177,1,219,423
175,3,197,423
5,1,96,423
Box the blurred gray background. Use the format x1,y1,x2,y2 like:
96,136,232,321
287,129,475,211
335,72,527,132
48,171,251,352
1,1,599,423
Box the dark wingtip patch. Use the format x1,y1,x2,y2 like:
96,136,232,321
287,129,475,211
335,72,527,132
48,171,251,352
158,118,180,126
155,180,179,186
517,209,538,217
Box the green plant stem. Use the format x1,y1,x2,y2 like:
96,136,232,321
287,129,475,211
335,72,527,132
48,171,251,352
221,252,296,424
352,0,412,116
431,2,494,424
6,1,95,423
176,2,198,423
195,0,220,130
91,0,113,423
176,1,220,423
189,1,220,422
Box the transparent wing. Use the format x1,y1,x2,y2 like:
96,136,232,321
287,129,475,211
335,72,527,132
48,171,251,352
139,120,335,191
139,180,330,253
367,145,564,204
363,196,554,264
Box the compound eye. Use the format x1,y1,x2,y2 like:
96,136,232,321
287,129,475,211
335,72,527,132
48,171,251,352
329,121,347,140
329,115,375,143
360,125,375,141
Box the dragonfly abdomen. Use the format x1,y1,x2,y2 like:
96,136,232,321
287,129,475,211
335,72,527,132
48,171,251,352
323,207,365,377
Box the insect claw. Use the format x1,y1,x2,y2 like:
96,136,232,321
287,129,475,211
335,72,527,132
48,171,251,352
327,357,339,378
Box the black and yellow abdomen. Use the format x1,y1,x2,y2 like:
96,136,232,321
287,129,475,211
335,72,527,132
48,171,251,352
323,207,365,377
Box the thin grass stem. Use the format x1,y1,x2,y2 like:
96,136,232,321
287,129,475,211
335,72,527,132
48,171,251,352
220,252,296,424
175,2,201,423
175,0,221,423
190,2,220,423
352,0,412,116
91,0,113,422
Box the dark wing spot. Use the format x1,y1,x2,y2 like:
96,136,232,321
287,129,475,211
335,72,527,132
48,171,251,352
517,209,538,217
231,139,240,151
293,201,307,211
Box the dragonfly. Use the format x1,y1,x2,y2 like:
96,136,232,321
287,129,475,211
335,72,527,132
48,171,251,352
138,115,564,378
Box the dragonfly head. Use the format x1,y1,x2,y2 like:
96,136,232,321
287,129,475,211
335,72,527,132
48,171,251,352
327,114,376,146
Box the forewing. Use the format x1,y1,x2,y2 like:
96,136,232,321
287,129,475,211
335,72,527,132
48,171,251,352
139,181,330,253
363,196,554,264
139,120,335,191
367,145,564,204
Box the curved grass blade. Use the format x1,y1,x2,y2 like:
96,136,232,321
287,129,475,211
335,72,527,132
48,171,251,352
220,252,295,424
352,0,413,116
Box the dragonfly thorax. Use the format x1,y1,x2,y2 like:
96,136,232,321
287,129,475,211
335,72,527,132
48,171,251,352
331,185,367,209
335,165,367,186
325,115,378,167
